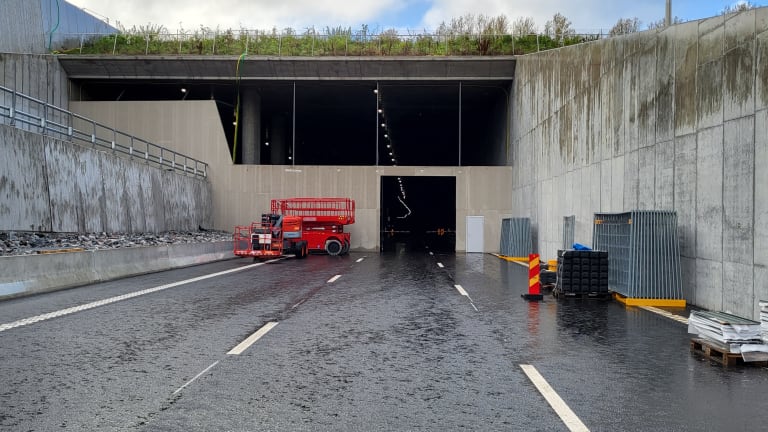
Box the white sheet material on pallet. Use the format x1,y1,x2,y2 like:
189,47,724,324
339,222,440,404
687,311,762,344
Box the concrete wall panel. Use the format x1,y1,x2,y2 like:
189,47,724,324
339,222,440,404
674,21,699,136
655,141,674,209
755,110,768,267
674,134,697,258
696,259,723,312
623,150,639,209
695,126,724,262
638,146,655,208
0,126,52,231
723,261,754,318
723,42,755,121
722,117,755,263
696,59,724,130
45,138,106,233
757,31,768,111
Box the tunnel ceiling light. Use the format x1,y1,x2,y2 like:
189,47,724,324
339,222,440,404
373,89,378,94
378,108,383,113
386,144,391,148
384,134,388,138
265,141,270,146
181,87,187,93
389,152,393,156
381,123,386,128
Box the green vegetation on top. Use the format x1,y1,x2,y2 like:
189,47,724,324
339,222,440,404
54,12,600,57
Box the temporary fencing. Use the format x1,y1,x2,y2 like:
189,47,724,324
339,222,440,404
592,211,683,300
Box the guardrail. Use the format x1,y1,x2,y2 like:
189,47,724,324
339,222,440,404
0,86,208,178
53,31,605,57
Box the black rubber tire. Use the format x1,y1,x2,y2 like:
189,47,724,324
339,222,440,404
298,241,309,259
325,239,342,256
341,240,350,255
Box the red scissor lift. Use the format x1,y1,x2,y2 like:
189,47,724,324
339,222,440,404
271,197,355,256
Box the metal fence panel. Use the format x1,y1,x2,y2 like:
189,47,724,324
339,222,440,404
500,217,532,257
562,215,575,249
592,211,683,299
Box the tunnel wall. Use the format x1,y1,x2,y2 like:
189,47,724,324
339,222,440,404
71,100,514,252
0,53,70,117
511,9,768,319
0,124,212,233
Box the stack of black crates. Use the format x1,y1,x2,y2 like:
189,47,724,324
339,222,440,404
554,250,609,297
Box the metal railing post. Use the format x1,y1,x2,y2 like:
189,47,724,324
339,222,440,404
112,33,118,54
91,120,96,146
9,89,16,126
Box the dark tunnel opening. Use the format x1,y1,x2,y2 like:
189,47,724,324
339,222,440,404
73,79,510,167
380,176,456,253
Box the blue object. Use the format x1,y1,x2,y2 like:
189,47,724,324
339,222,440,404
573,243,592,251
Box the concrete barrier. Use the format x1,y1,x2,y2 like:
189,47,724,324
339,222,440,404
0,241,234,301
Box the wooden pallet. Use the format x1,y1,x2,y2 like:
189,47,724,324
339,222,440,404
690,338,768,367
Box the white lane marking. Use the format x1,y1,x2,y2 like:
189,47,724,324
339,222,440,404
356,257,365,263
639,306,689,324
0,259,284,334
328,274,342,283
520,364,590,432
291,299,306,309
455,284,468,296
470,302,479,312
173,360,220,395
227,322,279,355
437,262,444,268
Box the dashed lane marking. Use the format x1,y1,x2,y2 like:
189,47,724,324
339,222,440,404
454,284,479,312
356,257,365,263
327,275,342,283
227,322,279,355
520,364,590,432
173,361,220,395
639,306,689,324
0,259,285,334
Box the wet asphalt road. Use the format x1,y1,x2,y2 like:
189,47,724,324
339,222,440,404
2,251,768,431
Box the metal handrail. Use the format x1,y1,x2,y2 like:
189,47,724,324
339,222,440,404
0,86,208,178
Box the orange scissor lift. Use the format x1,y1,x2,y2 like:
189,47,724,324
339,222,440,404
233,197,355,259
271,197,355,256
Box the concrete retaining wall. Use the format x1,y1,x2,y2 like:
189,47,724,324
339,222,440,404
511,9,768,319
0,124,213,232
0,241,234,300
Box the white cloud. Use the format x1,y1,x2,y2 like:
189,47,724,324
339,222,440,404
68,0,406,32
418,0,664,33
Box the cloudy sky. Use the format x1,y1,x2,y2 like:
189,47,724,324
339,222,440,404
65,0,766,34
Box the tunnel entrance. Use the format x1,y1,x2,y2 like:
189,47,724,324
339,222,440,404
380,176,456,253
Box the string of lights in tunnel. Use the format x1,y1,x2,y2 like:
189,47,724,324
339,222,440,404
376,86,409,218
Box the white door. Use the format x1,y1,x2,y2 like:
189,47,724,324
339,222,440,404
466,216,484,253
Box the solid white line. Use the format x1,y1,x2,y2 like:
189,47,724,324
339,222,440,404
639,306,689,324
455,284,468,297
470,302,479,312
520,364,590,432
173,360,220,395
0,259,285,334
227,322,279,355
328,274,342,283
356,257,365,263
437,262,444,268
291,299,306,309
